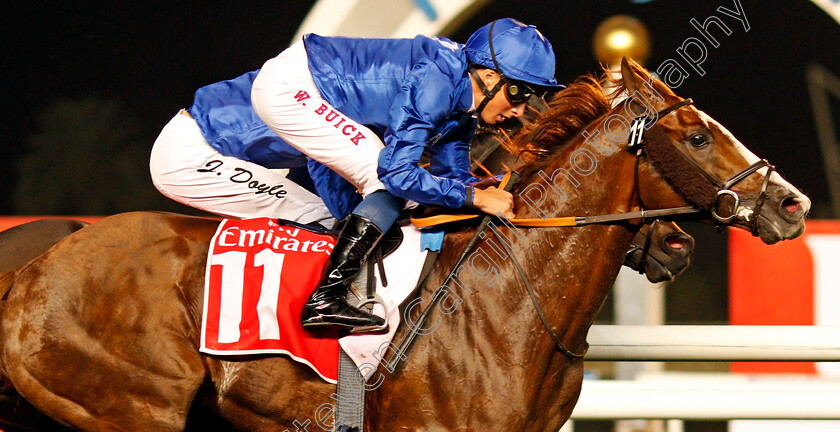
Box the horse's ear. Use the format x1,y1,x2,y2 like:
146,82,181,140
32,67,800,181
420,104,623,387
620,57,671,109
620,57,641,95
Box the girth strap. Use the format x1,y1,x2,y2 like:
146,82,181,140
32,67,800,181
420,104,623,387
335,348,365,432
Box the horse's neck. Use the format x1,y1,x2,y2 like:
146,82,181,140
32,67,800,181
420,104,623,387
373,136,640,428
499,136,640,354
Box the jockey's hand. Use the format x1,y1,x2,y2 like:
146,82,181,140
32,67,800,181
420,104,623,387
472,186,515,219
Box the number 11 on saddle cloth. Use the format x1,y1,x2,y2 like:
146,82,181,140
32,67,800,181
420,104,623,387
200,217,429,383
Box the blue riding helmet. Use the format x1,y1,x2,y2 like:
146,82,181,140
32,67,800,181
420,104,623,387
464,18,561,89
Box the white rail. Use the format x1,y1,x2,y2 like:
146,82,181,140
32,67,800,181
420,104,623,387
570,378,840,419
585,325,840,361
570,325,840,421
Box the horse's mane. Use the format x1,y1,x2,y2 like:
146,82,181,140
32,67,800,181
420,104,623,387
509,70,628,160
468,68,634,181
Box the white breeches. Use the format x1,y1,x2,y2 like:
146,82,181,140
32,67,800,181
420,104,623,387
149,112,334,225
251,40,387,198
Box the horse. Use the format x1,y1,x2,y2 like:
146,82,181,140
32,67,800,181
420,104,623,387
0,58,808,431
0,212,688,432
0,173,690,431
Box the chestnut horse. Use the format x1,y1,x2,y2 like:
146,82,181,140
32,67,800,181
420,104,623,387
0,58,808,431
0,210,688,432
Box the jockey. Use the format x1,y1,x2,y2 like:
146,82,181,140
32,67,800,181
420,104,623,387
251,18,560,332
150,18,560,333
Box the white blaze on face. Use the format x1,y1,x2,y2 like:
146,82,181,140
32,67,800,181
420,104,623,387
698,111,812,216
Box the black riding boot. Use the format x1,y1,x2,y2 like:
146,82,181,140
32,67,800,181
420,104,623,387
300,214,387,331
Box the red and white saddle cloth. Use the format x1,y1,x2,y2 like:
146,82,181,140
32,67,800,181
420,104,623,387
200,217,427,384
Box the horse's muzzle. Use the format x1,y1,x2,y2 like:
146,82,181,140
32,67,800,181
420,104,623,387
752,184,810,244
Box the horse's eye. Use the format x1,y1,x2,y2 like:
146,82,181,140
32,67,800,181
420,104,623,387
689,134,708,147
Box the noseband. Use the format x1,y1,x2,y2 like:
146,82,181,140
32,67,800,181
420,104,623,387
628,98,775,235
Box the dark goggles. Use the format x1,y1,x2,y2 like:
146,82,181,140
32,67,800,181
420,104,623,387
503,77,542,104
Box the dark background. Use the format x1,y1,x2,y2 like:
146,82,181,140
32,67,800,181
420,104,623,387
3,1,839,323
4,0,838,215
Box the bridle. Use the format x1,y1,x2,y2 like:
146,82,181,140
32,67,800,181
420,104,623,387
504,97,778,359
628,97,776,235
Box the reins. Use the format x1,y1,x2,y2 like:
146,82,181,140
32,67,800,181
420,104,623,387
394,96,776,365
411,205,701,228
392,172,524,361
414,97,774,233
393,171,589,362
486,220,586,360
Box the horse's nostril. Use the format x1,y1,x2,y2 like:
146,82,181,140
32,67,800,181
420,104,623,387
665,235,686,251
781,196,800,214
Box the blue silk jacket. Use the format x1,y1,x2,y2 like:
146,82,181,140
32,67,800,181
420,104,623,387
188,70,309,169
189,34,477,218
